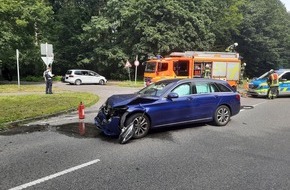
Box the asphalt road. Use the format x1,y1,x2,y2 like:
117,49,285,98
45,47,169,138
0,82,289,190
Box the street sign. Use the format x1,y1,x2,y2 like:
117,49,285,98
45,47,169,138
41,57,54,65
41,43,54,66
41,43,53,56
125,60,132,68
134,60,139,66
134,55,139,84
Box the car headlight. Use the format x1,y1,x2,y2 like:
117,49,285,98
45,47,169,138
101,103,128,118
110,106,128,117
103,104,111,115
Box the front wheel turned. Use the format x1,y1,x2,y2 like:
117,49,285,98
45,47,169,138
125,113,150,139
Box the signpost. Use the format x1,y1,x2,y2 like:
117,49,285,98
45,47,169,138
134,56,139,84
41,43,54,68
16,49,20,90
125,60,132,81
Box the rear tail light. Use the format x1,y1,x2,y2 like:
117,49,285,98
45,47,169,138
235,94,240,101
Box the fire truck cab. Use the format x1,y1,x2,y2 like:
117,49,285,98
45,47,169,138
144,51,242,89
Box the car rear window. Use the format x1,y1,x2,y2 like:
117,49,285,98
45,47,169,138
215,83,232,92
74,71,82,75
194,82,219,93
66,70,72,75
195,83,210,93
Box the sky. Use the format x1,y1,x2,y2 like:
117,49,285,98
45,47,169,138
280,0,290,11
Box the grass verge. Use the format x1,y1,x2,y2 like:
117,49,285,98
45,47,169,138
112,80,145,88
0,92,99,129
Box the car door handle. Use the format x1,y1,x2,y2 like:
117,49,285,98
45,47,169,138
187,97,194,101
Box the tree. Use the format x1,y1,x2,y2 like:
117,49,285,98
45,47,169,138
48,0,107,75
210,0,245,51
237,0,290,77
0,0,53,77
81,0,216,79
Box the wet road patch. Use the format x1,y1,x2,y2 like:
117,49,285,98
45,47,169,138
0,122,101,138
55,122,101,138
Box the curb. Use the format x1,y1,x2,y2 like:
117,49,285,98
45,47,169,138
2,108,77,128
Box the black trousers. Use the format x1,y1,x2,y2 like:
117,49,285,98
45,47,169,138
45,79,52,94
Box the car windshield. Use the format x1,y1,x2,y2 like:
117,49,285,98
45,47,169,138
137,80,176,97
276,70,285,76
257,70,284,79
257,71,270,79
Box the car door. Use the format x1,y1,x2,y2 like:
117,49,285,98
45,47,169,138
80,70,90,83
148,82,194,127
279,72,290,95
88,71,100,84
189,82,220,120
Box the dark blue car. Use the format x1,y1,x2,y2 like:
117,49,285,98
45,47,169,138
95,78,240,143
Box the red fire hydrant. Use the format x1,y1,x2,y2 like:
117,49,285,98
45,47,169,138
78,102,85,119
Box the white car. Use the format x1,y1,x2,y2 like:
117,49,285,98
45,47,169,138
64,69,107,85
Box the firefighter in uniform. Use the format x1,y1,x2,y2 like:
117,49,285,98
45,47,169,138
267,69,279,99
203,64,211,78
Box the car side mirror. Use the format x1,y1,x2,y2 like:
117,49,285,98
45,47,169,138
167,92,179,99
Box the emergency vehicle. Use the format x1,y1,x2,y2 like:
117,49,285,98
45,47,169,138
247,69,290,97
143,51,242,89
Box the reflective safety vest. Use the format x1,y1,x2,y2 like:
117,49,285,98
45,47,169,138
269,73,279,86
203,64,211,78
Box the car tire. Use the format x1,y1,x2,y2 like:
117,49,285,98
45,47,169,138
125,113,150,139
99,79,105,85
213,105,231,126
75,79,82,85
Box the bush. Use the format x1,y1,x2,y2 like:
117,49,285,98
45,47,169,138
23,76,43,82
22,75,62,82
54,75,63,81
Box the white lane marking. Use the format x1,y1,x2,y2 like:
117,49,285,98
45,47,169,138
252,101,267,107
9,159,100,190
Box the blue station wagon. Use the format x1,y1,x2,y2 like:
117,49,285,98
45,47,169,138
95,78,241,143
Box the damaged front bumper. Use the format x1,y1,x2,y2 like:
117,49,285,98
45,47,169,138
94,111,121,136
247,88,268,97
95,110,136,144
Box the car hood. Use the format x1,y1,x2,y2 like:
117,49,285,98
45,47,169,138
250,78,267,86
107,94,158,107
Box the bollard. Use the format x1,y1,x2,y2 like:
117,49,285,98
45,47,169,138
78,102,85,119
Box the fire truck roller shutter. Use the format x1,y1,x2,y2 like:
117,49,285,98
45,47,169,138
212,62,227,80
226,62,240,80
